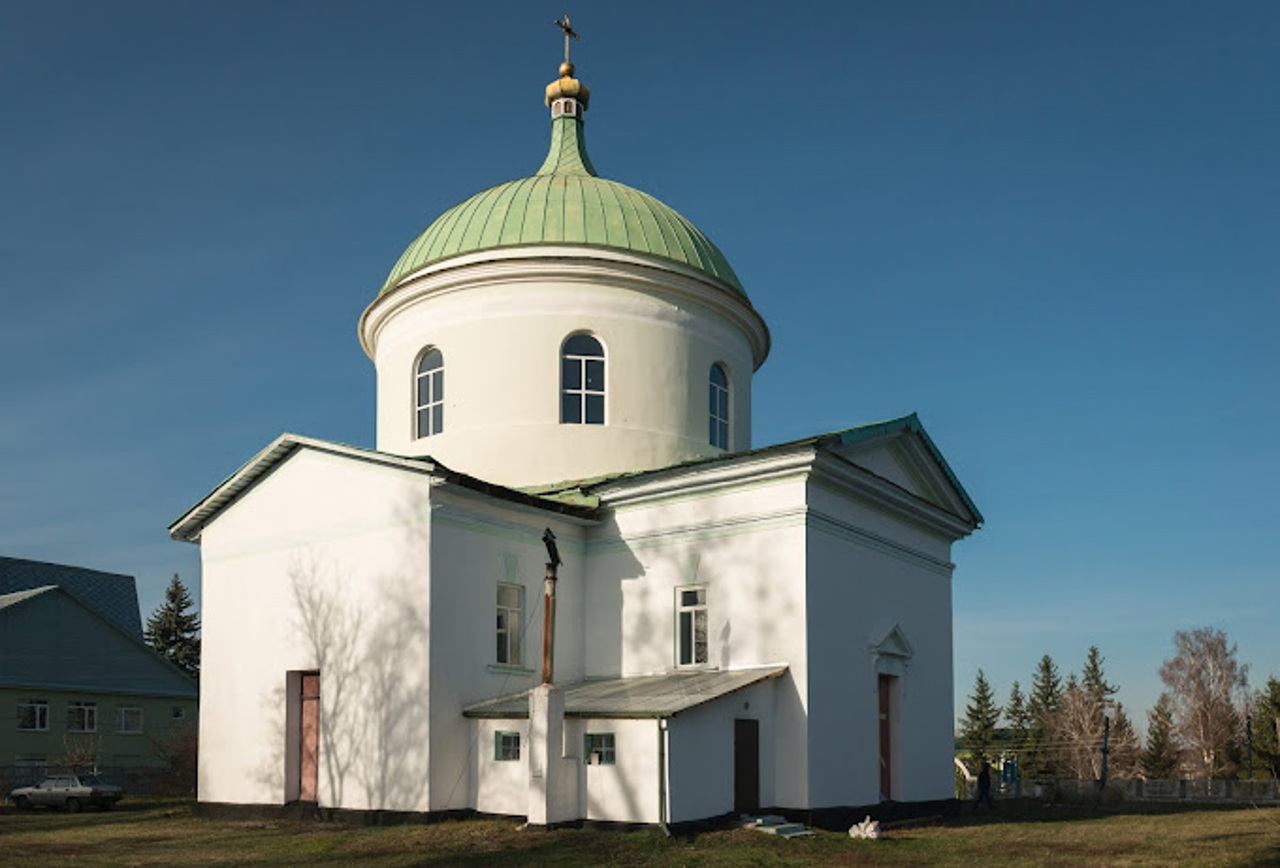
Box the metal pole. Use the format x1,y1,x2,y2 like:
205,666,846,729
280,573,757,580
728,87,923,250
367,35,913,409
1246,715,1253,780
1099,715,1110,791
541,562,557,685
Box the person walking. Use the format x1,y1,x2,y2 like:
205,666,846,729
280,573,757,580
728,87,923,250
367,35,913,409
974,759,995,810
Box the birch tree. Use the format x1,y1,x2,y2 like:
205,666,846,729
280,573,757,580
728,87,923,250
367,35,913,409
1159,627,1248,779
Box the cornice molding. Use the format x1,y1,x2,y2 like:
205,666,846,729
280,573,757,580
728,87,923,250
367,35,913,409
591,446,817,510
359,246,770,367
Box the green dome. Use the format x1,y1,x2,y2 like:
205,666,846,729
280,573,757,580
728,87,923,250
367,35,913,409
379,114,745,298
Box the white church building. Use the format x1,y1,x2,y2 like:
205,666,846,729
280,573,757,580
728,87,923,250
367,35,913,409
171,50,981,826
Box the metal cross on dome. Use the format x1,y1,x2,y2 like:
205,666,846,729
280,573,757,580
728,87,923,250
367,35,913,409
553,14,580,65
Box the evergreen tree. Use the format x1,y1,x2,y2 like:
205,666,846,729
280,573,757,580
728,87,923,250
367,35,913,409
1026,654,1063,778
1081,646,1118,709
1006,680,1031,755
1029,654,1063,720
1250,677,1280,780
145,574,201,680
961,669,1002,770
1108,703,1141,779
1141,693,1181,779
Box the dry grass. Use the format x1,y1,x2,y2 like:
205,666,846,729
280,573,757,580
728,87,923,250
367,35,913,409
2,798,1278,866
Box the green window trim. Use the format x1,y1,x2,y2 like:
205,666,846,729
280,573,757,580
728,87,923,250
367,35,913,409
584,732,616,765
495,731,521,761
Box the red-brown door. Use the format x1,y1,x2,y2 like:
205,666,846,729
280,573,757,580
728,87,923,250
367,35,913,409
878,674,892,800
734,718,760,814
299,674,320,803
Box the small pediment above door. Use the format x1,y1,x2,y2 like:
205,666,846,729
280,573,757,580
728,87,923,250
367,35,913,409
870,623,914,661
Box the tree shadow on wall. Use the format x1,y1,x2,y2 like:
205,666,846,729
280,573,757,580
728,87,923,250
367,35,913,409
246,551,430,811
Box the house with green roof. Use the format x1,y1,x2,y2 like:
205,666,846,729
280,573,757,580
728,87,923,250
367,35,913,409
174,36,981,827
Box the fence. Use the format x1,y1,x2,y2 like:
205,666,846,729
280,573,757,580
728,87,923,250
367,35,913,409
964,777,1280,805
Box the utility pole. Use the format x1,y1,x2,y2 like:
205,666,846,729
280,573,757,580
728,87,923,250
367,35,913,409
1245,715,1253,779
1099,715,1111,791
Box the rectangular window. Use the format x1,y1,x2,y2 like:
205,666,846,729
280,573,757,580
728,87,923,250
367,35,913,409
115,707,143,734
172,707,186,720
67,701,97,733
496,583,523,666
584,733,616,765
494,731,521,761
16,700,48,731
676,586,708,666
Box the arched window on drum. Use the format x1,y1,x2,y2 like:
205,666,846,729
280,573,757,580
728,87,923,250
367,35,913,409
561,334,605,425
415,348,444,438
709,363,730,449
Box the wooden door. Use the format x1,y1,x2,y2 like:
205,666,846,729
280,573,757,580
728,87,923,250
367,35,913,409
878,674,892,800
299,673,320,803
733,718,760,814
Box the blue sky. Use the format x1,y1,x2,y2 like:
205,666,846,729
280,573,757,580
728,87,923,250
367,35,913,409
2,1,1276,726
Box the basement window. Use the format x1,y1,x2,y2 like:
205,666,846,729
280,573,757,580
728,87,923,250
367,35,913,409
495,731,521,761
584,733,615,765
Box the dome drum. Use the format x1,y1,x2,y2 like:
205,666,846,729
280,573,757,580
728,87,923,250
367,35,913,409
360,62,769,488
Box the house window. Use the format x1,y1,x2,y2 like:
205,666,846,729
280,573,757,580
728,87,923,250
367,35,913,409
560,334,605,424
584,733,616,765
496,583,523,666
67,702,97,733
115,707,143,734
17,700,48,731
171,707,186,720
415,348,444,438
676,586,708,667
495,731,521,761
709,363,730,449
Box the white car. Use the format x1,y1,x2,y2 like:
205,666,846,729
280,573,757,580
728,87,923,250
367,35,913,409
10,774,123,812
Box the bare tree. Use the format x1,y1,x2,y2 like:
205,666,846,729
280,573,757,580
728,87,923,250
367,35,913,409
61,734,102,773
1159,627,1249,779
1049,685,1106,779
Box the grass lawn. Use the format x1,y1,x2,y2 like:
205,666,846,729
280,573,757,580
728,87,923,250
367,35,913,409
2,799,1278,867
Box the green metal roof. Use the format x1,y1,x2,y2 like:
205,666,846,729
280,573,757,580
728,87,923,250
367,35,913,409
379,114,746,298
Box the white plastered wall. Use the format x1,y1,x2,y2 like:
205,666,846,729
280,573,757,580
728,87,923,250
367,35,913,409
803,479,958,807
362,250,763,488
425,486,588,811
196,449,434,811
584,469,811,808
577,717,661,823
472,718,529,817
665,679,777,823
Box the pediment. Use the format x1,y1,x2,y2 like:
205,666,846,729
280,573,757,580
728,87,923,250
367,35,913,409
823,415,981,525
870,623,914,660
